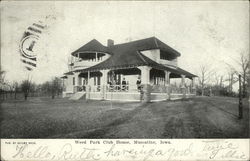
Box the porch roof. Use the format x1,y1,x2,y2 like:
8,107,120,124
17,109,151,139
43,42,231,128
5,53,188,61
143,55,197,79
75,51,196,78
64,71,74,75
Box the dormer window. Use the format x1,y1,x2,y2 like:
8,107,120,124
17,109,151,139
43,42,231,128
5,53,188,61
160,50,177,61
160,54,169,60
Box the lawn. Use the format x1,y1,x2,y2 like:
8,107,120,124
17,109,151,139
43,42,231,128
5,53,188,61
0,96,249,138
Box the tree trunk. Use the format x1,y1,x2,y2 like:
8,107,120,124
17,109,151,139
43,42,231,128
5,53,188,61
242,74,247,98
24,94,28,100
201,83,204,96
52,93,55,99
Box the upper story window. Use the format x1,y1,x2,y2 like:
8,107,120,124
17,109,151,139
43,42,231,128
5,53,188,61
160,54,169,60
160,51,177,61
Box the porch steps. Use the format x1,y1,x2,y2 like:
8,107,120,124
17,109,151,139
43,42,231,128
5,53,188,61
69,92,86,100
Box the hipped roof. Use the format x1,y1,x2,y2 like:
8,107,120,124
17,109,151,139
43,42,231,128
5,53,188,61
70,37,196,78
72,37,180,56
71,39,109,56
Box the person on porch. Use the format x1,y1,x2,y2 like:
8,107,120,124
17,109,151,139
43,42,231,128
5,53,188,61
122,78,127,91
136,76,141,91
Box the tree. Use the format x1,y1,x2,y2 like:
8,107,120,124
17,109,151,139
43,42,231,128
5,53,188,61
20,79,32,100
0,69,6,83
219,76,224,88
238,53,249,98
0,70,6,99
225,68,237,93
41,77,62,99
50,77,62,99
226,52,249,98
198,65,213,96
41,81,50,96
12,82,19,99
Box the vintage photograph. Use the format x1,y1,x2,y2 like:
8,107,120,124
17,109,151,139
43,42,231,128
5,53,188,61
0,1,249,139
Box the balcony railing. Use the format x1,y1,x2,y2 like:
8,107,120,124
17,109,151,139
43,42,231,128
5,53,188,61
73,61,101,70
71,54,110,70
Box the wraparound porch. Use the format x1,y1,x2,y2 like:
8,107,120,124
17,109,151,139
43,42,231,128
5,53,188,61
63,65,196,102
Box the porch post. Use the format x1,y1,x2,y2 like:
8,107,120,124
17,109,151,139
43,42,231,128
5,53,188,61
74,72,80,92
181,74,186,98
164,71,171,100
87,71,90,85
138,66,152,103
85,71,91,100
191,77,196,95
100,69,109,100
164,71,171,85
138,66,151,84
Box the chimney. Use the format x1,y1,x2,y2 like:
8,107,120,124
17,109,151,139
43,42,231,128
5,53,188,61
107,39,114,47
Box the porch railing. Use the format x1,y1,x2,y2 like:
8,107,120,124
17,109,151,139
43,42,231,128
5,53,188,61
74,85,101,92
169,85,183,94
151,85,168,93
107,85,138,92
74,84,196,94
97,85,139,92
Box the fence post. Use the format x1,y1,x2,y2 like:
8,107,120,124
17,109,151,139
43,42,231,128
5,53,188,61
238,75,243,119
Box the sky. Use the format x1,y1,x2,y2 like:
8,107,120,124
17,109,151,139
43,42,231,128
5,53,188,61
1,1,249,85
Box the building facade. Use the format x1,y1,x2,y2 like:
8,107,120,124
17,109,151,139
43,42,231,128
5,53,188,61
62,37,196,102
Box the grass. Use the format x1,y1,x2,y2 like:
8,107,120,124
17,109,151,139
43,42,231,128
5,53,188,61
0,96,249,138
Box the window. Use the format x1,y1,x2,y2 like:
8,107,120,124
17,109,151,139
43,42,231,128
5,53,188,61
160,53,169,60
73,77,75,85
160,51,176,61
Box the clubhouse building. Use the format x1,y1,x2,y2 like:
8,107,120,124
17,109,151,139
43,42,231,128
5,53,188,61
62,37,196,102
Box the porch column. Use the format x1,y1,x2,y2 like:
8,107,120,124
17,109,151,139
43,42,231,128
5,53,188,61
100,69,109,100
138,66,152,103
86,71,91,100
74,72,80,92
191,77,196,95
165,71,171,100
181,75,186,98
138,66,152,84
164,71,171,85
87,71,90,85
